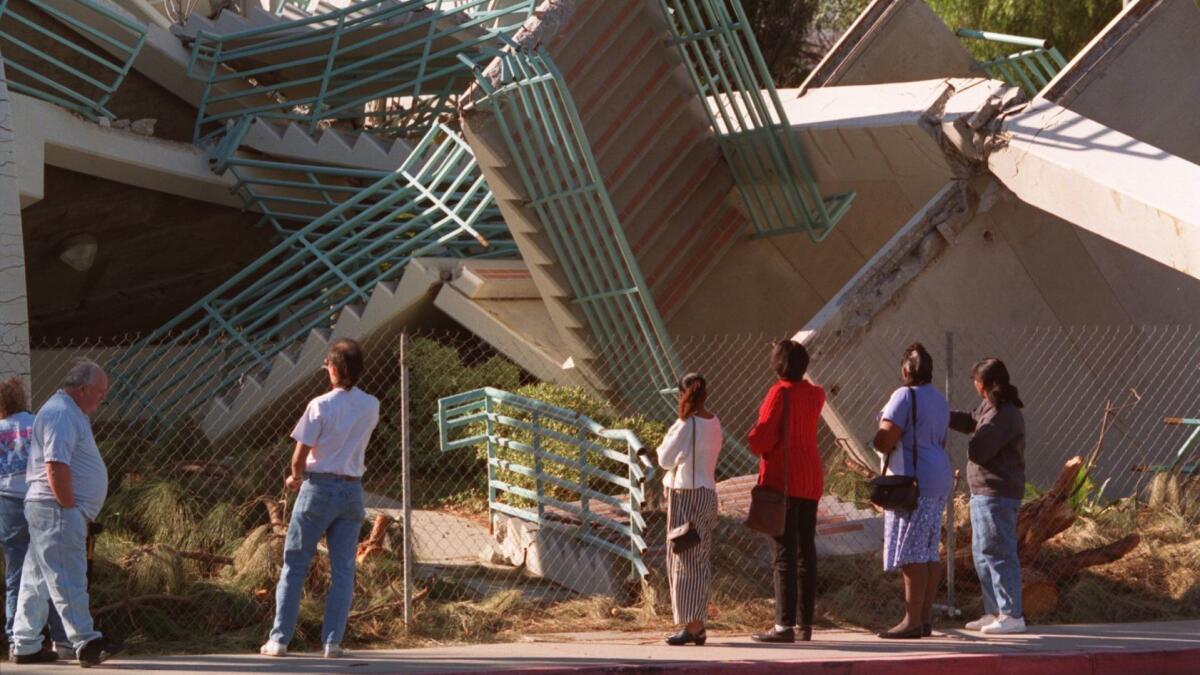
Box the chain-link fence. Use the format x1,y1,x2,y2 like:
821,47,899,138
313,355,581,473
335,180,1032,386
1,325,1198,653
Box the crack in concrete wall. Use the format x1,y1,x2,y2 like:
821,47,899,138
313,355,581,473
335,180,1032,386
0,54,31,379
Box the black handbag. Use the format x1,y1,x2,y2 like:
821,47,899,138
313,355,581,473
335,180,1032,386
869,387,920,512
745,392,789,536
667,417,702,555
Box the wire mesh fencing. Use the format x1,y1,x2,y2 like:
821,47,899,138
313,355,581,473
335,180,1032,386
0,325,1197,654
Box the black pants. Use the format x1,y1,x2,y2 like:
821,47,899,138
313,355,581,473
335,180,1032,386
773,497,818,627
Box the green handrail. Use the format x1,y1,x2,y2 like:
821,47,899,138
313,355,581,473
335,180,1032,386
106,123,515,434
185,0,535,143
461,47,682,406
957,28,1068,97
0,0,147,119
656,0,854,242
438,387,654,580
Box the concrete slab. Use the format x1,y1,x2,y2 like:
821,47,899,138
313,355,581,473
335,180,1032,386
15,620,1200,673
990,100,1200,280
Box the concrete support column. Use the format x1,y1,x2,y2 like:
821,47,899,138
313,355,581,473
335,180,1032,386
0,58,31,379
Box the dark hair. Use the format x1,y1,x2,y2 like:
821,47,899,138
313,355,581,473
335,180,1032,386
677,373,708,420
0,377,29,418
971,358,1024,409
901,342,934,386
327,338,365,389
771,340,809,381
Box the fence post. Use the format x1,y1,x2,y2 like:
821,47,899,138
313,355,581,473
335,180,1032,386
945,330,957,615
533,412,545,522
400,332,413,629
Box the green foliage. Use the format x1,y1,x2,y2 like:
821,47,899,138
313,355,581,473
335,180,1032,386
929,0,1123,61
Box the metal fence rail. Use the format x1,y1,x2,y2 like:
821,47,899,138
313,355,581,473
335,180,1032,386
956,28,1068,97
656,0,854,242
106,123,514,433
461,47,682,406
0,0,147,119
184,0,535,142
438,386,655,579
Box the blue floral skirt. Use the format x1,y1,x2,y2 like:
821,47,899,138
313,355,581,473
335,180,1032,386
883,495,947,571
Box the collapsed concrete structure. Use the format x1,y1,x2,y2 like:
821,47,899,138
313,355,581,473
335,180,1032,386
0,0,1197,506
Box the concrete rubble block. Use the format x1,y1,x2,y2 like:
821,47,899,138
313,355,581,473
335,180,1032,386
485,512,629,598
131,119,158,136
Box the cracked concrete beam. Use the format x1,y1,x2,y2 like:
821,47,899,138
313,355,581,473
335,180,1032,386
0,56,30,379
990,100,1200,280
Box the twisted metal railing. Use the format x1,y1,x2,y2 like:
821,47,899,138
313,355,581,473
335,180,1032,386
184,0,535,142
107,123,515,433
0,0,147,119
656,0,854,242
461,47,682,405
957,28,1067,97
438,387,655,580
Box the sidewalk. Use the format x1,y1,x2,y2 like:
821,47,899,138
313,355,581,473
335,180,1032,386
14,620,1200,674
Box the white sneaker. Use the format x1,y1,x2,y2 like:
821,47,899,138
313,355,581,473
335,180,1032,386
965,614,997,631
980,615,1027,635
323,644,344,658
54,643,75,660
259,641,288,657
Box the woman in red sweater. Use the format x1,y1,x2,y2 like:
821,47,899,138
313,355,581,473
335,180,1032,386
748,340,826,643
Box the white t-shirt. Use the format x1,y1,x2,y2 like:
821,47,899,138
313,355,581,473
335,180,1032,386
656,415,722,490
291,387,380,478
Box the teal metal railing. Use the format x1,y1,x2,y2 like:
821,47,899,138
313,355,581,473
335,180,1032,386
107,123,515,432
656,0,854,242
438,387,655,580
461,47,682,404
0,0,147,119
185,0,535,143
957,28,1067,97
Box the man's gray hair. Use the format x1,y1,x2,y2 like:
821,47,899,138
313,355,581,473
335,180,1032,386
63,359,105,389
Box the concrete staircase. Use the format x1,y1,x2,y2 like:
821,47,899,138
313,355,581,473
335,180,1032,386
240,117,412,171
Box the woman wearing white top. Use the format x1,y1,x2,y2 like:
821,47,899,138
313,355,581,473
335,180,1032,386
261,338,380,659
656,373,722,647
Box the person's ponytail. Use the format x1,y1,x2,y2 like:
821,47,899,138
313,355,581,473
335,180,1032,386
972,358,1023,409
677,373,707,420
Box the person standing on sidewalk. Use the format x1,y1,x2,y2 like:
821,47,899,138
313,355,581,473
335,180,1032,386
873,343,953,640
10,360,122,666
261,338,380,659
0,377,72,663
749,340,826,644
657,373,722,647
950,358,1027,635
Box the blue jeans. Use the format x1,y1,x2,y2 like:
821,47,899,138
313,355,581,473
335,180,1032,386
11,501,101,654
970,494,1023,618
269,474,365,647
0,495,68,645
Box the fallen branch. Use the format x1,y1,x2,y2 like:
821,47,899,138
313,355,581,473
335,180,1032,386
1048,533,1141,582
94,594,192,617
348,587,428,621
259,497,287,535
169,461,234,479
356,514,393,564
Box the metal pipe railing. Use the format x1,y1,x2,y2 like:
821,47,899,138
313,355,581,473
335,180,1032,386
957,27,1068,97
438,387,654,580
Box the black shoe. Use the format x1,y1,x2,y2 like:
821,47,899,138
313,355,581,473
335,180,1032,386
78,638,123,668
922,623,933,637
12,649,59,664
877,625,923,639
665,627,706,646
798,626,813,642
751,626,794,643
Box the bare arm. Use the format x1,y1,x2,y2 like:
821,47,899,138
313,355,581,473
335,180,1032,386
284,441,313,492
45,461,75,508
873,420,902,455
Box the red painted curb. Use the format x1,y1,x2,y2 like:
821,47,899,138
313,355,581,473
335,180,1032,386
432,647,1200,675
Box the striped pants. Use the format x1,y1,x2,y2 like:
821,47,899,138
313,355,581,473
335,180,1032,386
666,487,718,624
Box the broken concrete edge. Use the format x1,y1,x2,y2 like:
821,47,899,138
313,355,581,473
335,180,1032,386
458,0,580,113
1038,0,1159,106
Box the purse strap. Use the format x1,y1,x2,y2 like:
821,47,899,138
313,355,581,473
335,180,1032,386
885,386,919,478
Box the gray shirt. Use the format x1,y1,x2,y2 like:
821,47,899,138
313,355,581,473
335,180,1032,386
25,390,109,520
950,399,1026,500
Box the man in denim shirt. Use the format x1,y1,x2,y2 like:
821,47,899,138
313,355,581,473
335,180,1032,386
10,360,121,666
